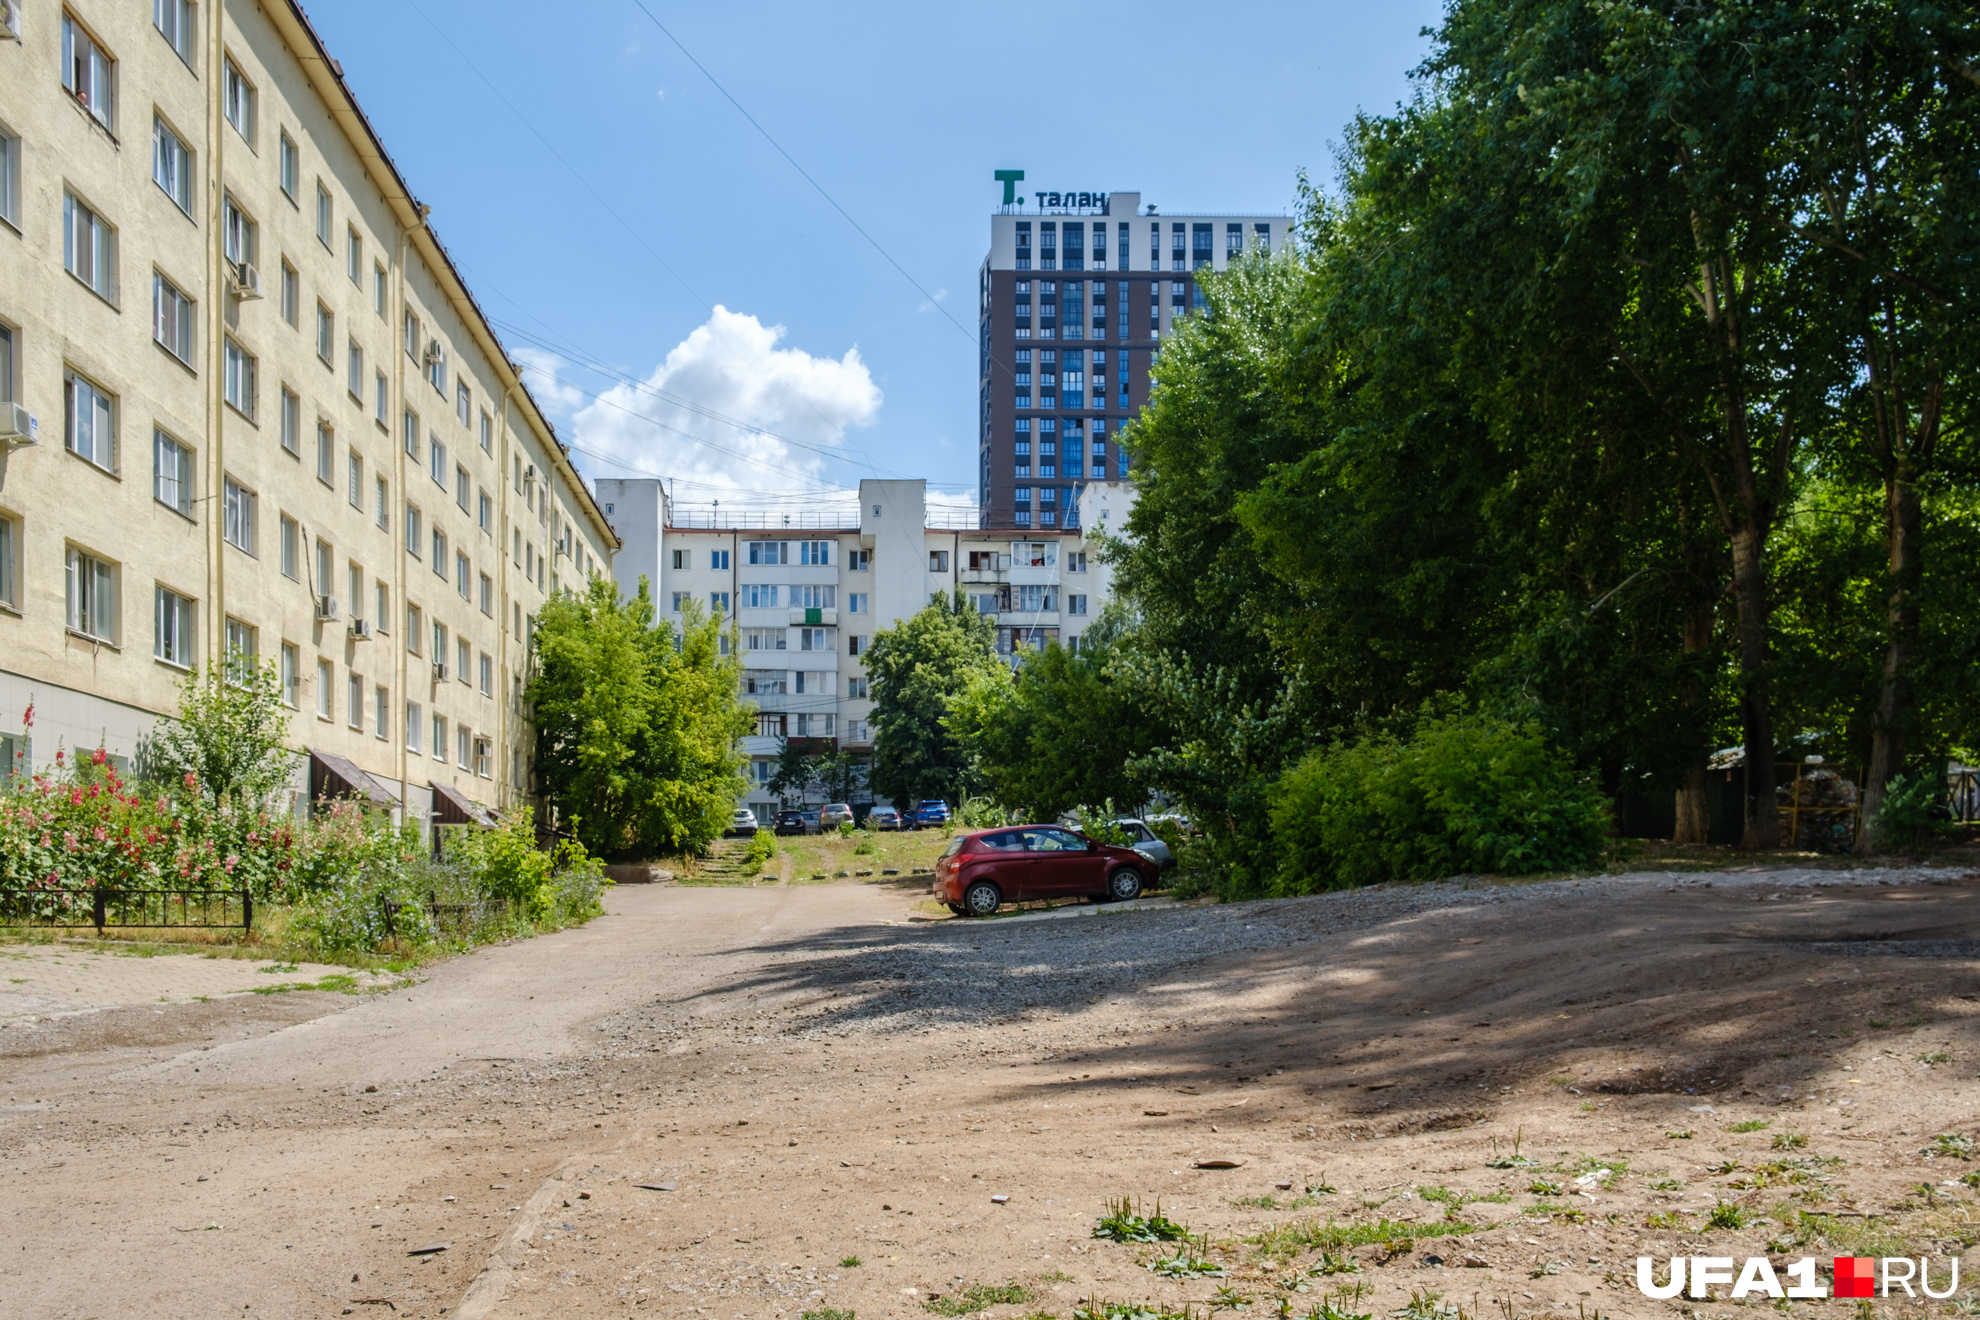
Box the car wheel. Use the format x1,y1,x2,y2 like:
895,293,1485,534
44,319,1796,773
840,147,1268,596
1104,867,1144,902
962,880,1001,917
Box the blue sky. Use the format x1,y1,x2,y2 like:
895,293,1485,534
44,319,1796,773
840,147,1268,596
307,0,1444,515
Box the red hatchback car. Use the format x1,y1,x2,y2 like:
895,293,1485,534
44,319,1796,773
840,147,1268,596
931,825,1151,917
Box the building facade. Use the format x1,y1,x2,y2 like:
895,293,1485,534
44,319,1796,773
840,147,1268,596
599,477,1132,823
977,188,1290,527
0,0,615,827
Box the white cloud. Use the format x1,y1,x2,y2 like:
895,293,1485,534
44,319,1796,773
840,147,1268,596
561,306,882,511
513,344,587,422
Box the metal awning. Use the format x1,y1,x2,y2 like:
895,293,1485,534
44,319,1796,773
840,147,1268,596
429,780,498,828
308,749,398,808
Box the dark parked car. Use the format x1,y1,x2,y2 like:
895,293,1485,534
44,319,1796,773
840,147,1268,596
930,825,1151,917
774,809,808,836
915,800,953,827
866,804,905,830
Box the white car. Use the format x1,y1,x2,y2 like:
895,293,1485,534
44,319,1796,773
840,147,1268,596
1114,818,1176,871
729,807,759,836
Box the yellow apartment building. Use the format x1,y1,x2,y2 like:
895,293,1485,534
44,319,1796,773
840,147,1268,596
0,0,617,828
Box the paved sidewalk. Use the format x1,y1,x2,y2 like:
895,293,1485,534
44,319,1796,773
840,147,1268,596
0,944,390,1021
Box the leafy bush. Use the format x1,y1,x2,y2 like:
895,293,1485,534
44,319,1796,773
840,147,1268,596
741,827,777,874
1268,711,1609,891
1872,768,1951,848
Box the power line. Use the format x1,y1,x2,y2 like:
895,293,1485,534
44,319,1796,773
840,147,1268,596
627,1,979,350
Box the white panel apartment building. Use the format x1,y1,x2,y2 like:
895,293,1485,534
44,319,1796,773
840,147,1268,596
0,0,616,827
597,477,1132,822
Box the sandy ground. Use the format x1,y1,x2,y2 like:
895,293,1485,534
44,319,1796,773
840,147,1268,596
2,866,1977,1320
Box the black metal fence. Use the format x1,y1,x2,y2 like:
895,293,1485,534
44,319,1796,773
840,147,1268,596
379,894,508,941
0,886,252,934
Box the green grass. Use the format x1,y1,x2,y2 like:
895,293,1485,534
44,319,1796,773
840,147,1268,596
246,973,360,995
926,1282,1035,1315
1229,1194,1332,1211
1920,1051,1952,1066
1925,1133,1976,1161
1523,1202,1586,1224
1645,1211,1685,1229
1073,1303,1199,1320
1771,1133,1808,1150
1729,1119,1771,1133
1248,1216,1471,1261
840,1256,862,1268
1417,1185,1511,1206
1094,1198,1189,1243
1150,1252,1226,1280
1707,1202,1748,1230
803,1310,857,1320
1526,1180,1562,1196
1665,1129,1693,1140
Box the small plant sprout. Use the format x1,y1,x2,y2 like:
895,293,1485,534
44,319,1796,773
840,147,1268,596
1707,1202,1748,1230
1486,1130,1536,1169
1730,1120,1771,1133
840,1256,862,1269
1919,1050,1952,1066
1924,1133,1976,1161
1665,1129,1694,1140
1094,1197,1189,1243
1771,1133,1808,1150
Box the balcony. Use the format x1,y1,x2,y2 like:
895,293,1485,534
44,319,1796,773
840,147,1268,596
960,568,1008,585
788,608,838,626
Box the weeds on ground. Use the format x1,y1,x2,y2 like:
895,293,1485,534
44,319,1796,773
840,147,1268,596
1770,1209,1907,1258
1648,1179,1682,1191
803,1311,856,1320
1074,1302,1201,1320
1309,1254,1360,1277
839,1256,861,1268
1526,1180,1562,1196
1730,1120,1772,1133
1771,1133,1809,1150
1151,1246,1227,1280
926,1282,1035,1315
1418,1186,1510,1206
1925,1133,1976,1161
1395,1289,1458,1320
1920,1051,1952,1066
1250,1217,1469,1262
1645,1212,1685,1229
1096,1198,1189,1243
1485,1131,1535,1169
1665,1129,1693,1140
1524,1202,1586,1224
1707,1202,1748,1230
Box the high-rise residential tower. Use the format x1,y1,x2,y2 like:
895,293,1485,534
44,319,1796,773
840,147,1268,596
976,185,1291,527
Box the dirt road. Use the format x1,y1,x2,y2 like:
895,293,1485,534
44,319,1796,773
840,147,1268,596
4,867,1977,1320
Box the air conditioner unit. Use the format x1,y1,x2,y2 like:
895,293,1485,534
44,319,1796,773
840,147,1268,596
424,339,444,366
228,261,262,300
349,618,374,640
432,661,448,682
316,594,340,622
0,403,36,448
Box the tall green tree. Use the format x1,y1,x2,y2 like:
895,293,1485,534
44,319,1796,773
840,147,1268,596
864,589,1000,808
529,581,750,858
947,610,1161,821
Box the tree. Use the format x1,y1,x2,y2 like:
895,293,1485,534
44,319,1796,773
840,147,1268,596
947,610,1161,821
813,748,867,806
147,654,296,806
529,579,751,858
864,589,1001,808
767,738,815,806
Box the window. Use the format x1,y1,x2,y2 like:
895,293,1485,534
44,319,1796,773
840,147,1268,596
402,407,419,459
64,370,115,470
479,410,492,453
222,58,254,145
670,591,687,613
455,464,470,511
928,550,950,573
477,490,491,534
347,339,364,399
794,584,835,610
431,621,447,668
347,451,363,508
374,686,389,740
65,547,114,640
456,381,471,426
280,259,297,326
61,15,117,131
432,528,446,576
403,310,421,361
847,592,866,614
346,225,361,284
374,370,388,425
315,302,334,363
314,421,333,485
798,627,832,652
152,116,194,215
222,477,255,554
456,723,470,769
314,182,331,248
154,585,194,666
0,125,16,230
848,549,869,571
405,702,422,753
315,659,332,719
798,539,831,566
374,263,387,317
348,565,364,623
278,131,298,201
153,429,192,516
430,437,446,488
63,192,117,302
425,340,445,393
710,549,730,570
743,628,787,652
280,386,300,454
280,643,300,707
375,477,389,530
479,572,493,615
0,513,14,612
1068,550,1087,572
1068,593,1088,616
153,273,195,365
847,676,870,700
432,714,446,761
221,194,256,269
847,634,865,658
456,637,470,687
456,550,470,599
279,514,298,579
405,504,421,556
740,583,777,609
746,540,788,566
406,604,421,654
154,0,196,63
348,672,362,729
710,592,730,613
222,338,256,419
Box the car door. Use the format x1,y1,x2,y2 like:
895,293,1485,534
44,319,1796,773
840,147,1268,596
1023,827,1101,896
976,829,1033,898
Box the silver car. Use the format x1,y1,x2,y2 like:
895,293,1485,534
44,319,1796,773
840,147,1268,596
1113,817,1175,871
730,807,759,836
